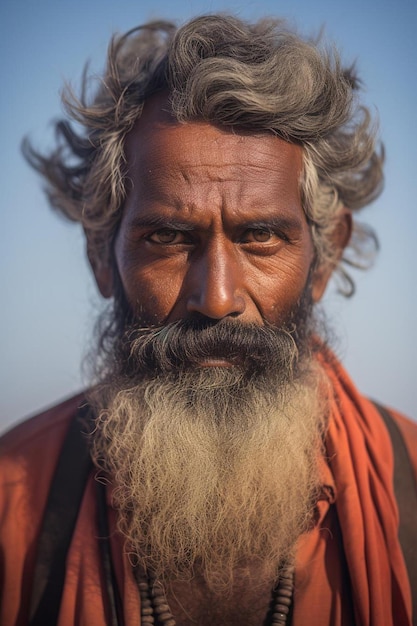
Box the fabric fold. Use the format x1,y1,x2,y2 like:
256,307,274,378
322,351,412,626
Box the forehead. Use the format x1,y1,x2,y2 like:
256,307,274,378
123,96,304,218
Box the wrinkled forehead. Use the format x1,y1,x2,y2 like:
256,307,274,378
124,93,304,189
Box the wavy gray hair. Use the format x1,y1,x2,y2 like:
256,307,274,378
25,14,383,295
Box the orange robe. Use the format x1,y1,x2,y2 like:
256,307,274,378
1,355,416,626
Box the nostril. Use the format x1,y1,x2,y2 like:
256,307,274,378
186,290,246,320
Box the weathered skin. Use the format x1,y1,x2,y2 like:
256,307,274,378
94,96,348,336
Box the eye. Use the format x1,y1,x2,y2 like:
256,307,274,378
147,229,188,244
242,229,276,243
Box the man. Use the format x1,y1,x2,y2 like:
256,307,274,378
1,14,416,626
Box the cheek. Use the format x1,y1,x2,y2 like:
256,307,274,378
116,258,185,325
245,253,313,325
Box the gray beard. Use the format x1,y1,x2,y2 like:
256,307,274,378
89,319,329,591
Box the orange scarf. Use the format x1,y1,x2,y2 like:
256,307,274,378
294,351,412,625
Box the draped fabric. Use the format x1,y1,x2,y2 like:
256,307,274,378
0,351,415,625
293,350,413,626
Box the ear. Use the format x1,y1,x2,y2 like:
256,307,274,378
311,208,352,302
86,239,114,299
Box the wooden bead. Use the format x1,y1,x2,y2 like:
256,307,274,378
274,603,290,614
140,599,152,607
141,607,154,615
154,606,172,616
157,612,174,622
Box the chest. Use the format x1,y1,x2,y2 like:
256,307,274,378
139,567,294,626
166,584,272,626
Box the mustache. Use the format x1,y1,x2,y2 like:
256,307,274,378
116,318,300,377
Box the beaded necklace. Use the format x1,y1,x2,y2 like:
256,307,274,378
136,565,294,626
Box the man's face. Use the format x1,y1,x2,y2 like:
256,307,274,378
112,101,316,345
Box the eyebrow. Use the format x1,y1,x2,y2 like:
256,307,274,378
236,216,303,232
127,213,303,233
128,215,196,231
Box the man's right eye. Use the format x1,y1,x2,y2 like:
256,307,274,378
147,229,185,244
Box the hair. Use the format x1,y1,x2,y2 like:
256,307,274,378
24,14,383,295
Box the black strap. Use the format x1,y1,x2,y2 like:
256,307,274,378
373,401,417,626
29,403,94,626
96,480,124,626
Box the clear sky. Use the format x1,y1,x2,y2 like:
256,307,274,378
1,0,416,433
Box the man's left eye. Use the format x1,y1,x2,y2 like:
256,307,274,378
242,229,275,243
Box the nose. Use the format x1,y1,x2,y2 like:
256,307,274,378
186,240,246,320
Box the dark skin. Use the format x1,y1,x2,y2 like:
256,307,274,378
166,567,280,626
94,98,350,329
91,97,352,624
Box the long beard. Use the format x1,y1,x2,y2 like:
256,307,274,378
90,318,329,592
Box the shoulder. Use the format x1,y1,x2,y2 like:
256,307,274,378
387,407,417,478
0,393,86,459
0,394,90,624
361,397,417,478
0,392,88,552
0,393,87,511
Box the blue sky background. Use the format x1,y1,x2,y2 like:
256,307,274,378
1,0,416,433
